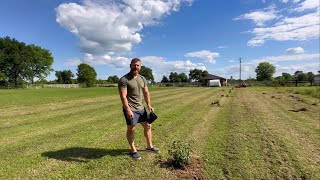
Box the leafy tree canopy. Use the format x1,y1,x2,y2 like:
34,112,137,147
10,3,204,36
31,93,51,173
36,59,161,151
161,75,169,83
296,73,308,81
169,72,180,82
306,72,314,82
189,69,208,82
178,72,189,82
106,75,119,83
77,63,97,87
0,36,53,87
55,70,74,84
281,72,292,80
140,66,154,83
255,62,275,81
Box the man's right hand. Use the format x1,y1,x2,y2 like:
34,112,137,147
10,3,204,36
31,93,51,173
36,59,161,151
126,109,134,120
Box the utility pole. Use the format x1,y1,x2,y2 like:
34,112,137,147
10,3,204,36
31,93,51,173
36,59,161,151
239,57,242,81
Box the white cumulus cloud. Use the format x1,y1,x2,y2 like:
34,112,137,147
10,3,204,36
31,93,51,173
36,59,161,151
184,50,219,64
64,53,130,69
56,0,193,55
234,5,277,26
141,56,206,72
286,47,305,54
236,0,320,46
140,56,207,81
252,53,319,63
293,0,319,12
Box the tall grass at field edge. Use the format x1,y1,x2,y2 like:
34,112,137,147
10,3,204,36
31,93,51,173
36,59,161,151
284,87,320,99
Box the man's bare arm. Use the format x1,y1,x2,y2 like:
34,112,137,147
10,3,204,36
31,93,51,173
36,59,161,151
142,86,153,112
119,88,133,119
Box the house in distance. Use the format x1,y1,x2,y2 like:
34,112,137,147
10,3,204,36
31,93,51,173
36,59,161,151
201,74,227,86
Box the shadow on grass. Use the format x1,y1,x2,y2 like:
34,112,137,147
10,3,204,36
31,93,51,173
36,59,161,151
41,147,128,163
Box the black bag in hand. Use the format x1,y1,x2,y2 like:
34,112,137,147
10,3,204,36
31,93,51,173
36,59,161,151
147,112,158,124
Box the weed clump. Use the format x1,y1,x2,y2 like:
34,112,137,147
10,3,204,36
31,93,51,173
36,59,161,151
211,100,220,107
168,140,193,168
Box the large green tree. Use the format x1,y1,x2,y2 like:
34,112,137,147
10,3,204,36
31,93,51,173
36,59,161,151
189,69,202,82
0,72,5,80
26,45,53,83
306,72,314,85
106,75,119,83
55,70,74,84
178,72,189,82
140,66,154,83
169,72,180,82
296,73,308,81
77,63,97,87
281,72,292,80
161,75,169,83
0,36,53,87
168,72,191,83
189,69,208,82
202,70,209,77
0,48,7,84
0,44,7,80
255,62,275,81
0,37,27,86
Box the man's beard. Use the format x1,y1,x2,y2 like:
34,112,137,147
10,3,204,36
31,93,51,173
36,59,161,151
131,69,139,75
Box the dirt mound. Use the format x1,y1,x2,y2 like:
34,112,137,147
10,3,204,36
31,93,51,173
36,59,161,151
157,157,205,179
289,107,308,112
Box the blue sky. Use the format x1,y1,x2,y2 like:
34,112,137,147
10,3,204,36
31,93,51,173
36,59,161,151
0,0,319,81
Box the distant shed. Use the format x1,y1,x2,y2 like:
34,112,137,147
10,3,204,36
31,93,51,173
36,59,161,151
201,74,227,86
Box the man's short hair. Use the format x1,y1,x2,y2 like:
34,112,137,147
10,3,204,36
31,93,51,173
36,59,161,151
131,58,141,64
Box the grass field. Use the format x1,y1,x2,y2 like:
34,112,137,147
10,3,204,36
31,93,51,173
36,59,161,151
1,87,319,179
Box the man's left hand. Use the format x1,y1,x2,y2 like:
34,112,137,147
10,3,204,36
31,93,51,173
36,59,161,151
148,106,154,113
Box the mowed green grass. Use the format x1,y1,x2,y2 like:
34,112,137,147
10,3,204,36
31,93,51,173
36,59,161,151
1,87,319,179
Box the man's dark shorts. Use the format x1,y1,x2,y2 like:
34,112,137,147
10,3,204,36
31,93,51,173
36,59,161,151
123,108,148,126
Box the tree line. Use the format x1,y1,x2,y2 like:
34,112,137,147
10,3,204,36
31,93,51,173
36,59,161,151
54,65,155,86
0,37,101,87
160,69,209,83
54,64,102,87
0,36,212,88
0,37,157,87
255,62,315,86
1,37,317,88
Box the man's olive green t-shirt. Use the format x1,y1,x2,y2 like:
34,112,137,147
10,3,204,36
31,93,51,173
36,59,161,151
118,73,147,111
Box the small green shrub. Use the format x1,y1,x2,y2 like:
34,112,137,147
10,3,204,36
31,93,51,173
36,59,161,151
168,140,193,167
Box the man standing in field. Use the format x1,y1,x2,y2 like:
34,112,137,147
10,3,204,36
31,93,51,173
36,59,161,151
118,58,160,160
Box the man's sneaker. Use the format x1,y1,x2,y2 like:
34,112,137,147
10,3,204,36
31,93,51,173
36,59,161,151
145,147,160,154
129,152,141,160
